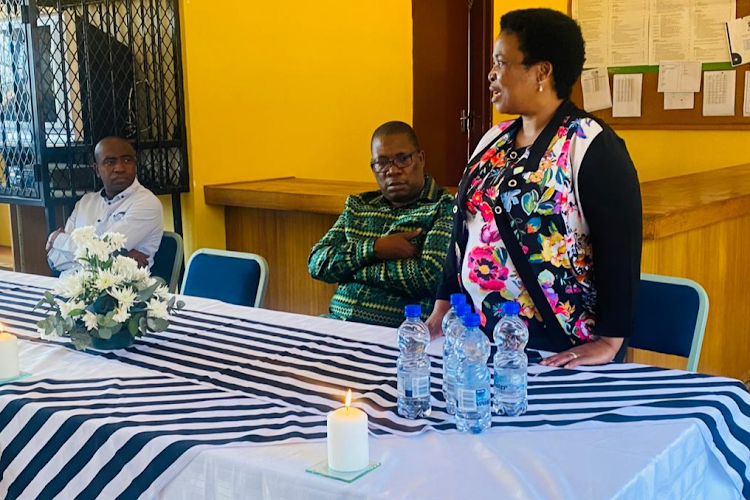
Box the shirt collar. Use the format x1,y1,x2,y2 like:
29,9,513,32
99,178,141,202
374,174,439,208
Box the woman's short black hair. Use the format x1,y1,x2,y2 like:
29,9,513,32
500,9,585,100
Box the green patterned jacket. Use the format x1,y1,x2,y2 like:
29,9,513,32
308,175,454,327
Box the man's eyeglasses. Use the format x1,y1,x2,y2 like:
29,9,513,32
370,150,418,173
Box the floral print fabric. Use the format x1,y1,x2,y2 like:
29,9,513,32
460,117,601,346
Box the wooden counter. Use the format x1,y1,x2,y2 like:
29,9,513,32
206,164,750,381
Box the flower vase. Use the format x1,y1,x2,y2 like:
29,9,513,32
90,330,133,350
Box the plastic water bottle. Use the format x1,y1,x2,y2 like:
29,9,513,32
454,313,492,433
397,304,432,419
443,302,470,415
441,293,467,335
492,302,529,416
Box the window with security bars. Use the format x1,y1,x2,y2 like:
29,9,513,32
0,0,188,211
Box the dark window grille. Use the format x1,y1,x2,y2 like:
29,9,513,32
0,0,189,209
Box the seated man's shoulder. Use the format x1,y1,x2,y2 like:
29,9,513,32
133,184,164,210
345,189,382,210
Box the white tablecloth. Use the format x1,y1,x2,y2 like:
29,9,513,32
3,270,743,500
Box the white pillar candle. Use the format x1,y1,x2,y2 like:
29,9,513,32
327,389,369,472
0,329,20,380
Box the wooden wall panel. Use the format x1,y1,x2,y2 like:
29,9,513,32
635,213,750,382
224,207,338,316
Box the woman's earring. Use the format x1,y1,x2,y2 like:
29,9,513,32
538,82,543,92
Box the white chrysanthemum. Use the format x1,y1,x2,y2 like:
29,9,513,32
59,299,85,317
53,273,85,299
103,232,127,252
154,285,170,300
71,226,96,248
112,255,139,279
110,287,138,310
132,267,151,288
146,298,169,320
94,270,122,291
112,307,130,324
88,239,112,262
82,311,99,331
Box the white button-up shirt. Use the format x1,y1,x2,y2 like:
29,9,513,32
47,179,164,274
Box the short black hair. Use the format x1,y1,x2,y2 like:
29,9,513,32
500,9,585,100
371,121,420,150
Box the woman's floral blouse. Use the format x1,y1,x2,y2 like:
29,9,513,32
438,101,642,352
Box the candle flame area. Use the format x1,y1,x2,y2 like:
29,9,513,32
345,389,352,408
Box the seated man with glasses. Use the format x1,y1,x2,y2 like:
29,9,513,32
46,136,164,276
308,121,453,327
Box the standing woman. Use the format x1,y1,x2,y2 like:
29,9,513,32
427,9,642,368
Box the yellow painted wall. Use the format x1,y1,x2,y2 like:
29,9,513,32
0,204,10,247
178,0,413,255
492,0,750,182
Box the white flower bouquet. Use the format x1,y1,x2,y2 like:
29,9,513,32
35,226,184,350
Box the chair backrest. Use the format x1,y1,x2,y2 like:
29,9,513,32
181,249,269,308
150,231,184,293
630,273,709,372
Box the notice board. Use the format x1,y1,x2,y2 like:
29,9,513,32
568,0,750,130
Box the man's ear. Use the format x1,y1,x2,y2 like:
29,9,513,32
417,150,425,165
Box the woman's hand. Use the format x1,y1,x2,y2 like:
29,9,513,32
426,299,451,339
540,336,624,369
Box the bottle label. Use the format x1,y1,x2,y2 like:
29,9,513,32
457,388,489,411
495,370,527,394
398,374,430,398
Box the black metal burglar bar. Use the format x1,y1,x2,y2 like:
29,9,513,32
0,0,188,234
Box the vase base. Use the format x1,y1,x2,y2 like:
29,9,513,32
90,330,134,350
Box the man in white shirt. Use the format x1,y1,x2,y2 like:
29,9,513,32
46,136,164,275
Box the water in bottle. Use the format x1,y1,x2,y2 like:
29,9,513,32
443,302,470,415
397,304,432,419
492,301,529,416
454,313,492,433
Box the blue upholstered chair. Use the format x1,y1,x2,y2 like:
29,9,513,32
181,249,269,308
630,273,709,372
150,231,184,293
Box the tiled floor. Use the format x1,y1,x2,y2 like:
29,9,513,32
0,246,13,271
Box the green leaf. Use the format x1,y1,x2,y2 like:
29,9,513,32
539,185,556,203
70,329,90,350
138,317,148,336
137,282,160,302
535,202,556,215
55,322,64,336
110,323,123,335
529,253,544,263
147,317,169,332
176,300,185,309
68,309,85,317
168,296,176,308
513,166,524,175
98,327,113,340
521,191,539,216
128,317,139,336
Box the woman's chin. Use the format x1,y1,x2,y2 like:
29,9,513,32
493,101,509,115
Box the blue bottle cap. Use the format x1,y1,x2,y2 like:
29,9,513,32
404,304,422,318
502,302,521,315
463,313,480,327
449,293,467,306
455,303,471,317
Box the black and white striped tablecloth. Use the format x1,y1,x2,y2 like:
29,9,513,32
1,277,749,499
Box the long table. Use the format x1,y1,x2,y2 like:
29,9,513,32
0,270,748,500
